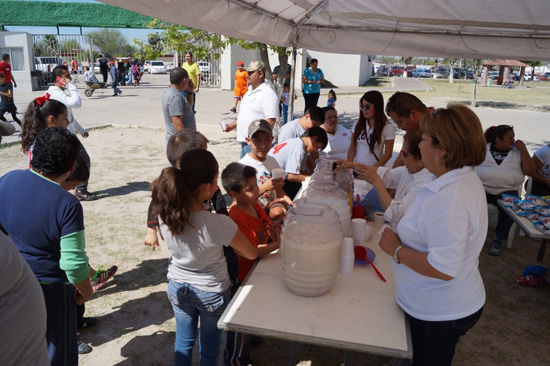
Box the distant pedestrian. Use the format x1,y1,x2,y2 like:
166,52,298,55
99,55,109,83
231,61,247,113
131,60,140,86
0,53,17,103
110,62,122,97
302,58,324,113
0,71,22,126
182,52,200,113
327,89,337,108
83,66,92,82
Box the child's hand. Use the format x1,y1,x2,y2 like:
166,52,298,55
261,177,283,192
144,228,160,251
269,221,282,243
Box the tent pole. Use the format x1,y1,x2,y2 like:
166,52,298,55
289,47,297,123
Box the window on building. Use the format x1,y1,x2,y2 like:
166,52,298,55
0,48,24,71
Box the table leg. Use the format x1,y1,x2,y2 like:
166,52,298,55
344,350,350,365
536,240,547,262
289,342,296,366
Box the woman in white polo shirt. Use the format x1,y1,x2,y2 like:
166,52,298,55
379,104,487,366
475,125,535,256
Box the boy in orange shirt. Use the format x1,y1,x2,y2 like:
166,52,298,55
231,61,248,113
221,162,281,365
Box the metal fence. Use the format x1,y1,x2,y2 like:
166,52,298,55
199,48,221,88
32,34,94,85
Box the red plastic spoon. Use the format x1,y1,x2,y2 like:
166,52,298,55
354,246,386,283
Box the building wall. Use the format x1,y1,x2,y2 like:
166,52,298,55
307,50,371,87
220,44,260,90
0,32,34,91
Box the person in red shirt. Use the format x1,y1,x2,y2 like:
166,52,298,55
0,54,17,101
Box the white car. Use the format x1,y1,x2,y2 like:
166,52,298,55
149,61,167,74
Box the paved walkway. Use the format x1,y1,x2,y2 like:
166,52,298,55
1,74,549,153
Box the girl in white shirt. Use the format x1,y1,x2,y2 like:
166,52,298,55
475,125,535,256
379,104,487,366
347,91,395,167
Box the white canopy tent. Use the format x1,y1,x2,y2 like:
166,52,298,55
100,0,550,116
101,0,550,60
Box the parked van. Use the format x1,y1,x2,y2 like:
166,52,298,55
34,56,64,83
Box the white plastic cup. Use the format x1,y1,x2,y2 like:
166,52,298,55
365,224,373,241
340,238,355,274
374,211,385,228
272,168,285,180
220,122,227,132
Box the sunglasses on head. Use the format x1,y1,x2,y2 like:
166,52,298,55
360,103,372,110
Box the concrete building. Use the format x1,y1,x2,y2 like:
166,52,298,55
220,44,372,90
0,32,35,92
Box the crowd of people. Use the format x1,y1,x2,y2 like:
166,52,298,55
1,55,550,366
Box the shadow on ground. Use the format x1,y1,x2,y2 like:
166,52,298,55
94,181,151,198
114,331,175,366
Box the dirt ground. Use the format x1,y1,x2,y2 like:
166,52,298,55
1,124,550,365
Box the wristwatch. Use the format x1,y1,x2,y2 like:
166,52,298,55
392,245,404,264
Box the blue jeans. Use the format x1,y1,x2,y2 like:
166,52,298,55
282,104,289,125
240,142,252,159
167,280,231,366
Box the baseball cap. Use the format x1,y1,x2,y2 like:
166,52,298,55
237,61,244,66
247,61,265,72
248,119,272,138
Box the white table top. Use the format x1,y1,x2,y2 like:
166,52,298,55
218,224,412,358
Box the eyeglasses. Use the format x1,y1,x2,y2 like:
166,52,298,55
247,70,258,76
399,150,411,158
360,104,372,110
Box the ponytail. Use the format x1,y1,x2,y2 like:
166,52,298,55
151,149,218,235
483,125,513,144
21,99,67,152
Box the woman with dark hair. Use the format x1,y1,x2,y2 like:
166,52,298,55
301,58,324,112
379,104,488,366
21,95,69,165
151,149,257,366
475,125,535,256
347,90,395,167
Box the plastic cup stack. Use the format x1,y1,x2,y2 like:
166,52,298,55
340,237,355,274
351,218,367,247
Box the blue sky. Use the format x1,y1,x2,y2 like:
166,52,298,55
5,0,156,43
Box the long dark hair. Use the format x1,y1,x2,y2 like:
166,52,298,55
21,99,67,152
352,91,389,153
151,149,218,235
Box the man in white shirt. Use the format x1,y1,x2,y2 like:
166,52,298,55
225,61,279,158
278,106,324,142
47,65,97,201
320,106,351,160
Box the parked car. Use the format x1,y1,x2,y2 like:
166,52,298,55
524,74,540,81
389,66,404,76
143,60,151,73
149,61,167,74
93,62,100,73
537,72,550,81
165,63,175,71
418,68,433,78
410,68,421,77
435,67,450,78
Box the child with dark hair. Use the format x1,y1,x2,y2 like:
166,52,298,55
0,72,21,126
221,162,281,366
150,149,257,366
327,89,337,108
0,127,90,366
268,126,328,199
21,95,69,166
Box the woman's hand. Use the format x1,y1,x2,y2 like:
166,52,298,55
355,165,380,184
379,227,401,256
334,159,357,171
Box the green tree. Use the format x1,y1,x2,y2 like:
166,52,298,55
89,29,131,57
